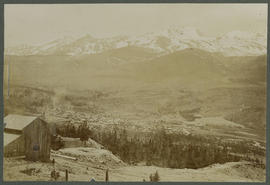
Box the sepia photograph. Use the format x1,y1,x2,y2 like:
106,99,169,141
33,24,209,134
3,3,268,182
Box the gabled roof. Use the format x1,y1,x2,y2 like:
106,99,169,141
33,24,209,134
4,114,38,131
4,133,21,146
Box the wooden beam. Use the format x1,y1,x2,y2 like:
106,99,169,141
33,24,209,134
51,153,77,161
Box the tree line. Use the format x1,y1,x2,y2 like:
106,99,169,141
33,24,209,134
55,123,265,169
56,121,92,141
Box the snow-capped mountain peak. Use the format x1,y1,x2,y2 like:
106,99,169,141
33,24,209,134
5,27,267,57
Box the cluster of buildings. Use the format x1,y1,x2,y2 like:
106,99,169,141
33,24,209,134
4,114,51,162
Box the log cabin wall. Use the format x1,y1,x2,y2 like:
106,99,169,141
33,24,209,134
4,135,25,157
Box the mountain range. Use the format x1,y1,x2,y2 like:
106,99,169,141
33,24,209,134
5,27,267,57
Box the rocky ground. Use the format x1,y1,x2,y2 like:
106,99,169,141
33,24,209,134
4,146,266,182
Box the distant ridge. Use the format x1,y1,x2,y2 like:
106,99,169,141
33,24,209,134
5,27,267,57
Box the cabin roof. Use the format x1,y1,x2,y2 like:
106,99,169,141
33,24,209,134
4,114,38,131
4,133,21,146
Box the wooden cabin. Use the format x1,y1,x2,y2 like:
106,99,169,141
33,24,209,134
4,114,51,162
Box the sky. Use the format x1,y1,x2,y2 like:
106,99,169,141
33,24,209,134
4,4,268,47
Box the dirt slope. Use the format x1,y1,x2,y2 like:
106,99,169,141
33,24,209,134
110,162,265,182
4,156,265,182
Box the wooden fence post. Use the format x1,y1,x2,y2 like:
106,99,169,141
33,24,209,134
65,169,68,181
105,169,109,182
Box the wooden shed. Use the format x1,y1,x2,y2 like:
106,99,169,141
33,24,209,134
4,114,51,162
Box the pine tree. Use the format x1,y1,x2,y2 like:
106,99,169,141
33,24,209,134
153,171,160,182
79,121,90,145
